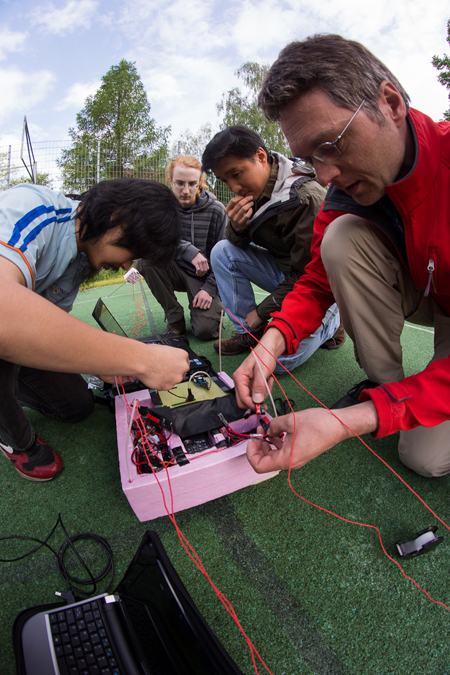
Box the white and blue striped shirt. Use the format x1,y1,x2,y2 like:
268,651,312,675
0,184,82,310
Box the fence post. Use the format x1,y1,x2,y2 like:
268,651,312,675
96,139,100,183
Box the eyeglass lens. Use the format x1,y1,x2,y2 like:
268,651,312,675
173,181,199,189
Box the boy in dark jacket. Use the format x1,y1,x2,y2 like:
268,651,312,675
203,126,343,372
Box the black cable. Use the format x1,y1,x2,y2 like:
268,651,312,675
0,513,114,601
167,389,185,399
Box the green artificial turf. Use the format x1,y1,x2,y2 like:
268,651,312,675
0,282,447,675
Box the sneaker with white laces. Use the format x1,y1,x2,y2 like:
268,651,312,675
0,436,64,481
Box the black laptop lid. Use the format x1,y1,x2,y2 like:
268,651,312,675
92,298,128,336
115,530,244,675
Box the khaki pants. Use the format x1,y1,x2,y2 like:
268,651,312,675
321,214,450,477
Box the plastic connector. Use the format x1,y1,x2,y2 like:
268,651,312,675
55,590,75,605
258,416,270,435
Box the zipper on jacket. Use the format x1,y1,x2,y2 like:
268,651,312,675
424,258,435,297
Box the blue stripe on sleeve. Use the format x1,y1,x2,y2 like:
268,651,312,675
8,205,72,247
19,213,73,252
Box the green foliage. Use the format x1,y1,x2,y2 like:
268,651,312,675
217,62,291,155
80,268,124,290
171,122,216,161
0,147,10,191
432,19,450,121
58,59,171,192
8,172,53,189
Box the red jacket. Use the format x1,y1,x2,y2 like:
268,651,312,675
270,108,450,438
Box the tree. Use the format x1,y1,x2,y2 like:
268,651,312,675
217,62,291,155
0,146,9,191
8,172,53,189
432,19,450,121
58,60,170,192
171,123,216,161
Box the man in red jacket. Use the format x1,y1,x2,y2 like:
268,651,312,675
234,34,450,478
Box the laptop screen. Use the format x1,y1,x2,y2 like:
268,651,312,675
115,531,244,675
92,298,127,337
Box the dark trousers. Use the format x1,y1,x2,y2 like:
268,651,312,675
136,259,223,340
0,358,94,451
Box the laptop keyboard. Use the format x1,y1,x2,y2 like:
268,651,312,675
49,599,121,675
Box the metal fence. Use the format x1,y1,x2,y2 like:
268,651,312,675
0,139,232,204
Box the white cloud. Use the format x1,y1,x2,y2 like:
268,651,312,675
0,66,55,124
3,0,448,144
29,0,98,35
0,133,22,148
114,0,449,137
0,26,28,61
119,0,226,55
55,79,102,111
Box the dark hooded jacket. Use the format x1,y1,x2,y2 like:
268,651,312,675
175,189,226,298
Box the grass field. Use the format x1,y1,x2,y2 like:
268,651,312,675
0,280,448,675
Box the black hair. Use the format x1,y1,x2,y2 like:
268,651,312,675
202,126,268,173
76,178,181,266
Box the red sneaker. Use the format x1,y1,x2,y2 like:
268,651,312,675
0,436,64,481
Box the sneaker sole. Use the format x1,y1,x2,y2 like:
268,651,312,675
12,464,65,482
0,446,64,482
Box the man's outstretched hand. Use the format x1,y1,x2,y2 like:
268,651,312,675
247,401,379,473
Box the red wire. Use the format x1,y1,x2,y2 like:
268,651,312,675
244,324,450,613
118,381,274,675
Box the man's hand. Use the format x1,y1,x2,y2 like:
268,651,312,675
247,401,379,473
246,308,265,332
133,344,190,390
226,195,254,233
97,345,190,391
192,289,212,310
98,374,137,385
233,327,286,409
191,252,209,276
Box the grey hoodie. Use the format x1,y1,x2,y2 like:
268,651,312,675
175,189,227,298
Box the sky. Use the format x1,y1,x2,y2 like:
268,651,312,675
0,0,449,151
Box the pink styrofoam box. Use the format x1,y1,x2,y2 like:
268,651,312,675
115,389,279,522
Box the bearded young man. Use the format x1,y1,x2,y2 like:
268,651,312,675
233,34,450,479
136,155,226,340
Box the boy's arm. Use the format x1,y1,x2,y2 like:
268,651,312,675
0,257,189,390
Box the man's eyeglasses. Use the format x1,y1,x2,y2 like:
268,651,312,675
304,99,366,165
173,180,199,190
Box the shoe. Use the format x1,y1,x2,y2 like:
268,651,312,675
330,379,379,409
214,328,265,355
162,317,186,336
320,323,346,350
0,436,64,481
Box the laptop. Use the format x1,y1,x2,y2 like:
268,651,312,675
92,297,129,337
17,530,244,675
